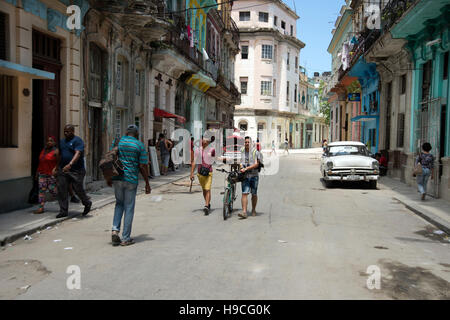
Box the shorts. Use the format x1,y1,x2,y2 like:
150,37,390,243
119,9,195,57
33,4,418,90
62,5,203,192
162,154,170,167
242,176,259,195
197,172,212,191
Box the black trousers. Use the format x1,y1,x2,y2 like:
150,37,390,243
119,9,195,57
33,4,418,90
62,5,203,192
56,169,91,214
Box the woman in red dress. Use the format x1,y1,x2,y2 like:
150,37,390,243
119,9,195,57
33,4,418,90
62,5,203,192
34,136,59,214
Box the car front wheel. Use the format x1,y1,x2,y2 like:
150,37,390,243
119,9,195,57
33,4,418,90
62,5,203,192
369,180,377,189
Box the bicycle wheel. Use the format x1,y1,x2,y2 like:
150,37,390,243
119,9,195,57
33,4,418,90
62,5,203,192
223,189,230,220
229,185,235,216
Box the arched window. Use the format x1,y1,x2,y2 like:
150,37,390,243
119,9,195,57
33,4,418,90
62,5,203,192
239,120,248,131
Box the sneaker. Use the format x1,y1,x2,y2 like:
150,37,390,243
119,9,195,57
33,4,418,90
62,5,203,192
238,212,247,219
56,212,68,219
204,206,209,216
111,232,121,247
82,201,92,216
70,196,80,203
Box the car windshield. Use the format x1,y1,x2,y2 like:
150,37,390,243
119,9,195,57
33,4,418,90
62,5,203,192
327,145,369,156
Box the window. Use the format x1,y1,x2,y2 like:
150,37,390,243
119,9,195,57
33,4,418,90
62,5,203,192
295,56,298,71
290,25,293,36
397,113,405,148
261,45,273,59
273,79,276,97
294,84,297,102
286,81,290,101
400,74,406,95
444,51,449,80
116,61,122,90
274,16,278,26
241,45,248,59
0,11,8,60
154,85,160,108
239,11,250,21
281,21,285,29
0,75,15,147
135,70,141,96
239,121,248,131
261,81,272,96
115,110,122,139
89,44,103,102
274,45,277,62
287,52,290,70
258,12,268,22
240,80,247,94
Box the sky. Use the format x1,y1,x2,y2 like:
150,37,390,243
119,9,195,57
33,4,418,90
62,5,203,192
290,0,346,76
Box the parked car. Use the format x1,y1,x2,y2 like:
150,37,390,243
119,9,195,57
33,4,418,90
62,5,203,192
320,141,379,189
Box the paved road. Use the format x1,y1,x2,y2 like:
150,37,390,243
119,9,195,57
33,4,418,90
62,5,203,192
1,152,449,299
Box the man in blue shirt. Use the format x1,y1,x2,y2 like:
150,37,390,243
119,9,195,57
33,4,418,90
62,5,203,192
110,124,151,246
55,124,92,218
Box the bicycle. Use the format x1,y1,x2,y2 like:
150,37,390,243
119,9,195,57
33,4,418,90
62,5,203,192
216,165,242,220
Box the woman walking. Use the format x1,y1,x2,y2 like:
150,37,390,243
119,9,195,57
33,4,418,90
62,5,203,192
415,142,435,201
34,136,59,214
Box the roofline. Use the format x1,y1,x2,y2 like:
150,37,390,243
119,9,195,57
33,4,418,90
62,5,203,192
239,28,305,49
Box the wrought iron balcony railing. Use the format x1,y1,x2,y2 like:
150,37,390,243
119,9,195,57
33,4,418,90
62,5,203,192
381,0,417,32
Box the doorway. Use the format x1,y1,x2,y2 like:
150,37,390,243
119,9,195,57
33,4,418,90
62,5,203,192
31,30,61,176
91,107,103,180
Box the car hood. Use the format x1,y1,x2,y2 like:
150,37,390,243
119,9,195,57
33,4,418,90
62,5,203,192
328,155,374,168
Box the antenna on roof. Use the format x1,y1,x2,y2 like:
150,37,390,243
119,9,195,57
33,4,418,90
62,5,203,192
292,0,297,14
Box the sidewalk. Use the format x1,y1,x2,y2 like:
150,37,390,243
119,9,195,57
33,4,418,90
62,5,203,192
0,167,191,246
378,176,450,234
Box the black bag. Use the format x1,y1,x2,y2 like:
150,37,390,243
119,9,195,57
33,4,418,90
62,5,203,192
28,179,39,204
199,166,210,176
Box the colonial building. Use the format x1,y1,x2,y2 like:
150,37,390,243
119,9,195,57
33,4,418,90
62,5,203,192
0,0,240,213
232,0,305,149
0,0,89,212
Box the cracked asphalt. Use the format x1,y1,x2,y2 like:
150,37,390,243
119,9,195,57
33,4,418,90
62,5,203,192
0,152,449,299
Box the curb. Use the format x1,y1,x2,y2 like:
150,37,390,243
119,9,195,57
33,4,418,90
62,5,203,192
0,172,191,246
393,197,450,235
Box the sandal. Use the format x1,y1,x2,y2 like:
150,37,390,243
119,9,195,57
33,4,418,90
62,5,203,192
120,239,135,246
238,212,248,219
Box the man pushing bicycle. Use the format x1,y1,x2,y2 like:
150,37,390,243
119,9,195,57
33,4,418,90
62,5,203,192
238,136,262,219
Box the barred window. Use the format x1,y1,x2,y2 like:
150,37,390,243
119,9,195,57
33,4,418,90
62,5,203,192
261,45,273,59
397,113,405,148
239,11,250,21
240,81,247,94
241,45,248,59
260,81,272,96
258,12,268,22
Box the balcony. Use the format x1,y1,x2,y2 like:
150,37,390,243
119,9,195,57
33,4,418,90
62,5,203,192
381,0,417,32
348,28,381,67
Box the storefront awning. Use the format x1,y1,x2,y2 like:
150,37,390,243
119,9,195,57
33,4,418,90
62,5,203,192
0,59,55,80
351,115,378,122
154,108,186,124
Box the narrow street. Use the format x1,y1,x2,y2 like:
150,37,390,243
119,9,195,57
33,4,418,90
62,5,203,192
1,152,449,300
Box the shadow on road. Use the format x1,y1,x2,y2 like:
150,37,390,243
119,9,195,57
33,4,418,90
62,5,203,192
320,178,378,190
133,234,155,243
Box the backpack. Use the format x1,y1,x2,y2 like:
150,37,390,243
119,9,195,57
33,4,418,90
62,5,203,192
99,138,124,181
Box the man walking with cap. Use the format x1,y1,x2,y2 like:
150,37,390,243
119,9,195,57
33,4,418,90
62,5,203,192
55,124,92,218
110,124,151,246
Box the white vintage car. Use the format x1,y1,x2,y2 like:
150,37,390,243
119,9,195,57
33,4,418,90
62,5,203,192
320,141,379,188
